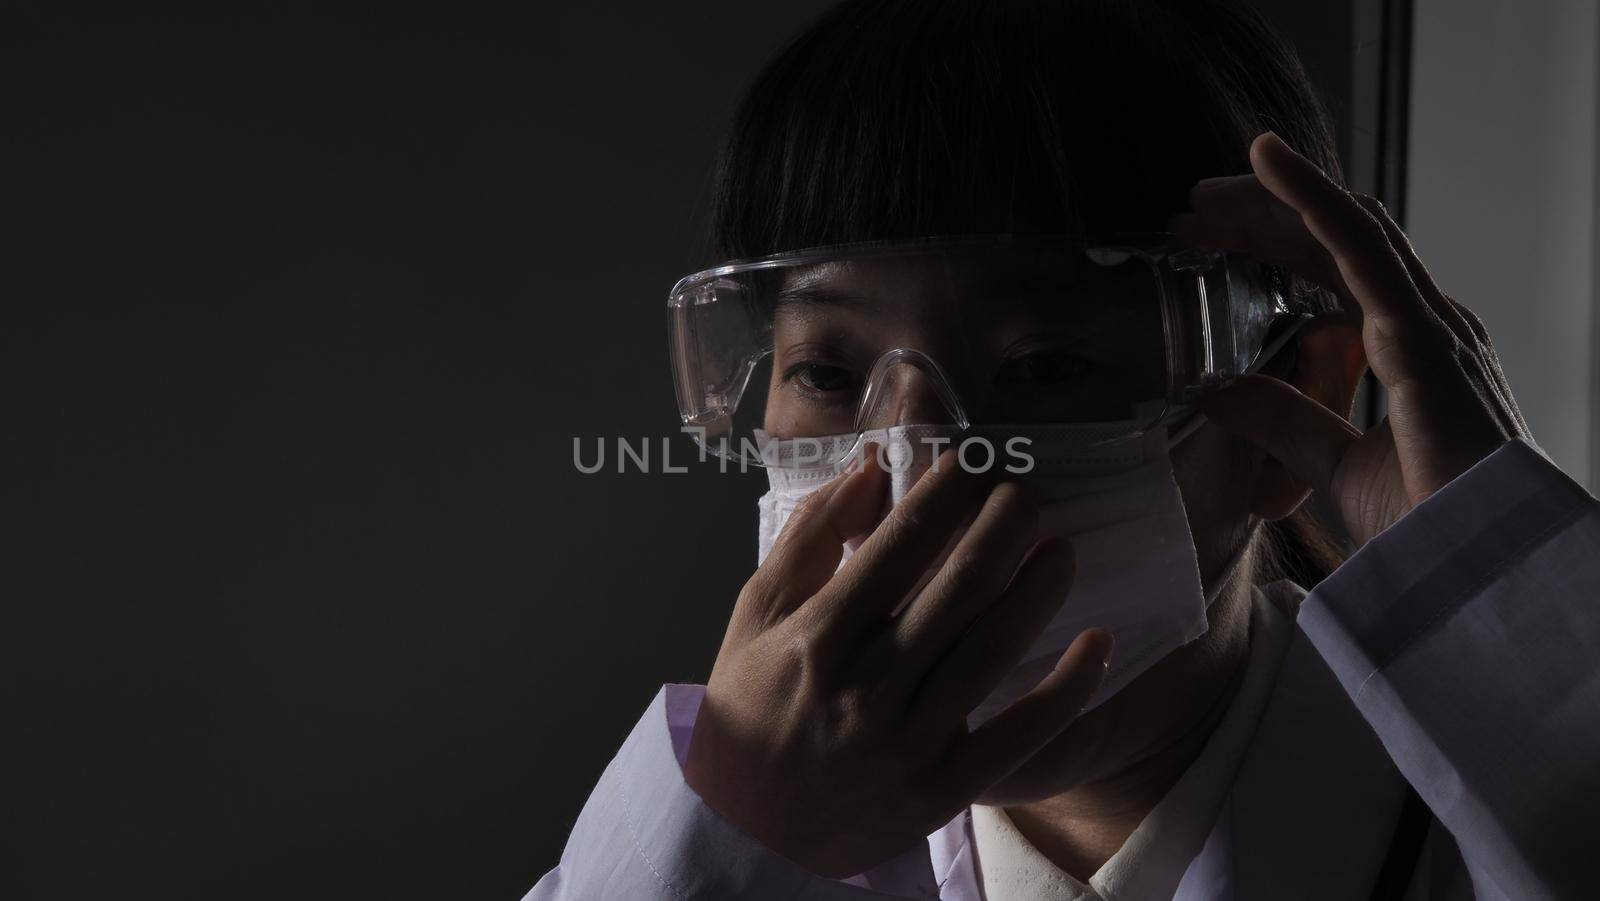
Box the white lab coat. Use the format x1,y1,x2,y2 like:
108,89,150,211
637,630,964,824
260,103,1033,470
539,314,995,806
528,438,1600,899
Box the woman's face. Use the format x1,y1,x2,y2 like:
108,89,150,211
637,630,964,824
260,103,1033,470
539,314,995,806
762,254,1265,802
984,422,1260,803
763,253,1170,439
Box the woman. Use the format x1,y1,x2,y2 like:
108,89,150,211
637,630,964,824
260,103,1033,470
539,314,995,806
530,1,1599,898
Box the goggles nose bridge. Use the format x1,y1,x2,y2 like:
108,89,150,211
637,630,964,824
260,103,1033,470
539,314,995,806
853,347,973,435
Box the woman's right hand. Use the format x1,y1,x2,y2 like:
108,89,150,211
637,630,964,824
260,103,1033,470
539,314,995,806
681,448,1114,879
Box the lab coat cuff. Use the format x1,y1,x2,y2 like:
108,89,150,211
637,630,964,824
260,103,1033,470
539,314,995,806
1299,437,1594,700
594,682,936,899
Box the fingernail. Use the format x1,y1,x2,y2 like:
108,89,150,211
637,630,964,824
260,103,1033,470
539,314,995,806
1261,130,1300,159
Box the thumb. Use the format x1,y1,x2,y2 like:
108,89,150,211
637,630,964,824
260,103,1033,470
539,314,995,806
1199,375,1361,496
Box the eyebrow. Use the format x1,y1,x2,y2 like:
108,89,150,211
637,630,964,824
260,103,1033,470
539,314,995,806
981,268,1081,299
773,282,876,311
771,266,1089,314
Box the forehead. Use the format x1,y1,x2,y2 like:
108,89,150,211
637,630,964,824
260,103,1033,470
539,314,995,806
779,252,1070,303
771,249,1155,329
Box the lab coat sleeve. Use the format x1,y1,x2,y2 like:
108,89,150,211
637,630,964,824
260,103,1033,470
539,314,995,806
1298,438,1600,900
523,683,943,901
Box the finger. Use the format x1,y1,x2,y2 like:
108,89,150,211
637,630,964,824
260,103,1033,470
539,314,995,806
940,628,1113,802
1173,179,1352,301
1442,296,1530,435
1341,194,1531,441
1199,374,1362,496
1249,132,1445,348
801,449,992,639
881,481,1040,679
1348,193,1480,344
908,537,1075,723
1442,294,1489,346
1440,295,1526,437
747,448,889,625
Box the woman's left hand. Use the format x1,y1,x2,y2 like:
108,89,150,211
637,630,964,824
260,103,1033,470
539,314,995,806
1170,131,1532,547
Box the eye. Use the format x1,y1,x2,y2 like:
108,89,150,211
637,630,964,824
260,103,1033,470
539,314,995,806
792,362,860,394
994,347,1092,390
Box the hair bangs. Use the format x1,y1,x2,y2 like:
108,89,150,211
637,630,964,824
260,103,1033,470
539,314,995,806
706,0,1341,267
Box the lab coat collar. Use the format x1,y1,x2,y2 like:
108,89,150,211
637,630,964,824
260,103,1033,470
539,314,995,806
928,808,981,900
1179,583,1409,901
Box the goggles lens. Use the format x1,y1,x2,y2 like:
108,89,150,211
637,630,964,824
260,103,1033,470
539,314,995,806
668,235,1286,468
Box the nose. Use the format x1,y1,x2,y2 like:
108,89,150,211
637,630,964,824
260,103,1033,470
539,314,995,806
855,348,971,489
855,348,970,431
871,367,959,429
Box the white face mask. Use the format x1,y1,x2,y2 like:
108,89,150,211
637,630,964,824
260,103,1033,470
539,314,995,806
755,410,1218,728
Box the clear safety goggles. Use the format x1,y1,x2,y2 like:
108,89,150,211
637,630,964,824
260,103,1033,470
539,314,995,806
668,234,1301,469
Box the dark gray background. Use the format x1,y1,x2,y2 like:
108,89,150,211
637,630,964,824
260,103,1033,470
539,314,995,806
3,4,1391,898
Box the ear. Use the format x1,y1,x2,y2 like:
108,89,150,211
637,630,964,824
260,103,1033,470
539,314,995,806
1248,316,1368,521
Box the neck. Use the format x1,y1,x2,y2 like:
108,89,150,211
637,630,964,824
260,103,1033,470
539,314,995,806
1003,570,1255,882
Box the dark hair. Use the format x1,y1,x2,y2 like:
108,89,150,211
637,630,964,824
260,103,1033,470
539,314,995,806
707,0,1348,587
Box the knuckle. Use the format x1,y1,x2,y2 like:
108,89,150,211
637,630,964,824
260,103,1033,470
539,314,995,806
736,573,777,615
1451,298,1491,341
791,485,832,518
1339,192,1391,236
831,686,874,726
985,481,1037,523
1356,208,1391,242
735,577,765,611
939,552,988,597
1351,192,1386,216
817,670,898,740
885,504,925,540
784,627,833,688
